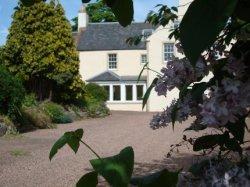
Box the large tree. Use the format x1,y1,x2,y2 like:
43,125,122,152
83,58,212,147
71,0,117,31
3,0,84,103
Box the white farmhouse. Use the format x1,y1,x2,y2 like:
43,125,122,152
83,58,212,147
75,0,191,111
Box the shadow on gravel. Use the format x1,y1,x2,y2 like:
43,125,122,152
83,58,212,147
133,153,203,176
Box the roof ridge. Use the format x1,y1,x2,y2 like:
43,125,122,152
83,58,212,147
88,22,147,25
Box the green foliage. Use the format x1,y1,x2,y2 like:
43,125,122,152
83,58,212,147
85,83,108,102
4,0,84,103
76,171,98,187
71,17,78,32
21,106,54,129
86,0,117,23
0,115,18,135
10,149,29,157
84,96,110,118
146,5,178,27
41,101,72,124
83,84,109,118
22,93,38,108
82,0,133,26
49,128,83,160
90,147,134,187
180,0,238,65
0,65,25,117
50,131,179,187
142,78,158,109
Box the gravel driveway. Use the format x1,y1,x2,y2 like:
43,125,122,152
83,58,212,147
0,111,249,187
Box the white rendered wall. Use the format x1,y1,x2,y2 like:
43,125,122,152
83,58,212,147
146,26,181,112
79,50,147,81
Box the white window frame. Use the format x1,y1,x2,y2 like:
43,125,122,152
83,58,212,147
125,85,133,101
112,84,121,101
141,54,147,64
108,53,117,70
98,82,146,103
163,43,174,62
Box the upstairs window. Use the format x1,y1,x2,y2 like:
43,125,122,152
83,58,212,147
141,54,147,64
164,43,174,62
108,54,117,69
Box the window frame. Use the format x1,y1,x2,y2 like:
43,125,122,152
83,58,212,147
125,85,133,101
141,54,148,64
108,53,118,70
98,83,146,103
112,84,121,101
136,84,144,101
163,43,174,63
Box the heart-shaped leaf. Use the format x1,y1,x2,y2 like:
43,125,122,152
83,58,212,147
180,0,238,65
76,171,98,187
82,0,91,3
105,0,134,27
130,169,179,187
90,146,134,187
49,129,84,160
20,0,36,6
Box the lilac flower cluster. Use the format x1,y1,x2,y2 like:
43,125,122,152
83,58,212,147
150,94,196,129
151,52,249,129
200,78,248,126
155,57,208,97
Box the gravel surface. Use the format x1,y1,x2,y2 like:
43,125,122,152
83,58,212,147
0,111,249,187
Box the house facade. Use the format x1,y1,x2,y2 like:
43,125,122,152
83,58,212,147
76,0,191,111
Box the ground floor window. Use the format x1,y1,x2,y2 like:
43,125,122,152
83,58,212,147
126,85,133,101
113,85,121,101
99,83,146,102
136,85,144,100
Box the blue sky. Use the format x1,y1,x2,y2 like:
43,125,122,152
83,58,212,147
0,0,177,45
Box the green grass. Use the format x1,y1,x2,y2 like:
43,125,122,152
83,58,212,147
9,149,29,157
3,133,24,140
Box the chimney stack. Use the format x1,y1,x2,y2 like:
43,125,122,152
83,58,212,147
78,4,89,32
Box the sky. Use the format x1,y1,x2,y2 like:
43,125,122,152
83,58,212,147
0,0,177,45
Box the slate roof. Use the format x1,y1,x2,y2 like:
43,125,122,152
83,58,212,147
87,71,147,82
77,22,153,51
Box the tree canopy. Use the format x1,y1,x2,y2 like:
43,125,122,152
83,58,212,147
71,0,117,31
3,0,84,103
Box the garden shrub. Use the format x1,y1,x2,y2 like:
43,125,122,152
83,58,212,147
22,93,38,108
84,83,108,102
0,115,18,135
64,105,88,121
21,107,55,129
84,96,110,118
41,101,72,124
0,65,25,118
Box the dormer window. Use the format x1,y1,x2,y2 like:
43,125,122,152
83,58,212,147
142,29,153,40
